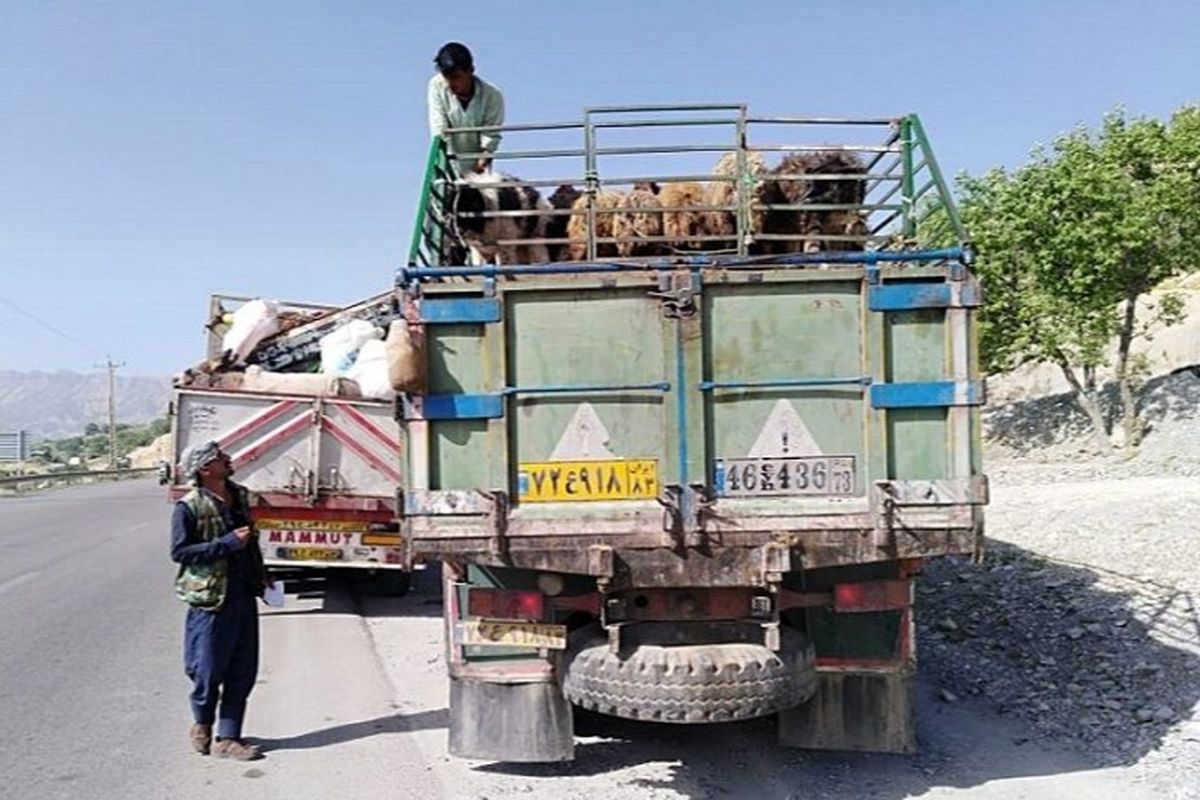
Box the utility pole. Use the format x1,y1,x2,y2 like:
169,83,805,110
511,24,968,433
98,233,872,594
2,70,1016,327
96,357,125,470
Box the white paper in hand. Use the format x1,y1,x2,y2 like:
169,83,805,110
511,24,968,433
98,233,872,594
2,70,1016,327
263,582,285,608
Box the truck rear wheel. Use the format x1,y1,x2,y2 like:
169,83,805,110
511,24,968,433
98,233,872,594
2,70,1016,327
563,623,816,723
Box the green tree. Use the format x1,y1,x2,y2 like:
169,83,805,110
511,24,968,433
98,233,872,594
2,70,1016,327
38,416,172,467
959,106,1200,449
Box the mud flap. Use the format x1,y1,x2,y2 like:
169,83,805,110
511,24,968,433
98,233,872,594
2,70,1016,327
777,669,915,754
448,678,575,762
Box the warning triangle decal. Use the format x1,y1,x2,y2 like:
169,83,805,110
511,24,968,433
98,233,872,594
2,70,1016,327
550,403,617,460
747,399,824,457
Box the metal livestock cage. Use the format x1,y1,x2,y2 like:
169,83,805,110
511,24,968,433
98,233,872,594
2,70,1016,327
405,103,966,272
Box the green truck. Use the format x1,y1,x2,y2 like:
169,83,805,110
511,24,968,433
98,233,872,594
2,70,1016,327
397,106,985,761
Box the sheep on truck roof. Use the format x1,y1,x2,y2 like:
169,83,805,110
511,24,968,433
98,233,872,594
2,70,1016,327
613,184,666,258
658,181,707,251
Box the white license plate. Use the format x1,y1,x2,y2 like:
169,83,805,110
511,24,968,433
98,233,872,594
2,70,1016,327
460,620,568,650
715,456,856,497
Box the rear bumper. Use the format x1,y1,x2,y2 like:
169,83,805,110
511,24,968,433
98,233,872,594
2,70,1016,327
407,477,986,586
412,505,982,588
262,558,408,570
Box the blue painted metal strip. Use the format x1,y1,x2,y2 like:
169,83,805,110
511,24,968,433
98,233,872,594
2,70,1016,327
419,297,502,324
405,394,505,420
712,461,727,496
504,382,670,396
397,247,966,283
868,282,980,311
675,319,688,487
870,381,984,408
699,377,871,392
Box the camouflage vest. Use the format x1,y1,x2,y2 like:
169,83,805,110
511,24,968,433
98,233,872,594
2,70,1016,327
174,484,252,611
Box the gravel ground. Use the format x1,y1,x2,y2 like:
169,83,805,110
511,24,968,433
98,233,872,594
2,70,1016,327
918,378,1200,799
353,369,1200,798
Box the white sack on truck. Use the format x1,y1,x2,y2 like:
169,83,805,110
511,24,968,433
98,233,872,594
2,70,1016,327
222,299,281,365
319,319,382,375
345,339,392,400
240,365,363,398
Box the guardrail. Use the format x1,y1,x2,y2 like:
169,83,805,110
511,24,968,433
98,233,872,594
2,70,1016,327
0,467,158,495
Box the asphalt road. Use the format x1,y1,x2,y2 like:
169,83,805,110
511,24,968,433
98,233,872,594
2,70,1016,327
0,479,436,800
0,480,1167,799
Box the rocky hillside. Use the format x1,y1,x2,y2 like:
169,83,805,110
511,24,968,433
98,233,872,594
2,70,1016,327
0,370,170,440
984,281,1200,459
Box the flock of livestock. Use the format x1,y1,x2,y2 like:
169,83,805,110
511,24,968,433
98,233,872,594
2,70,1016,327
447,150,871,265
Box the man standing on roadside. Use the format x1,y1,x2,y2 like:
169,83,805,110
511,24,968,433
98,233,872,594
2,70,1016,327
170,441,268,761
427,42,505,174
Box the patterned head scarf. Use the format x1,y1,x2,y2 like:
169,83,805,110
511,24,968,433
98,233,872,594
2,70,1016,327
185,440,224,482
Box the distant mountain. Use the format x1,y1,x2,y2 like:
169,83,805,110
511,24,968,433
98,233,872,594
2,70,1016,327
0,370,171,440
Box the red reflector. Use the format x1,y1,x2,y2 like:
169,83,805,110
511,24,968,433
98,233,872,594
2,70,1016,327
834,580,911,613
835,583,866,608
467,589,545,621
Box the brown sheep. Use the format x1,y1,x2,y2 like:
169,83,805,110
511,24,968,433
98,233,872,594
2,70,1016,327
806,150,868,252
772,153,813,207
703,151,771,248
767,153,814,254
657,181,707,251
545,184,582,262
771,151,868,252
612,187,665,257
565,190,624,260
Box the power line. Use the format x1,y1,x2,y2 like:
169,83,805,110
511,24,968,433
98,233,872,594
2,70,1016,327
0,293,106,358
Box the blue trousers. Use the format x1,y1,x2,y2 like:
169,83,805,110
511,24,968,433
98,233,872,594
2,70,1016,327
184,588,259,739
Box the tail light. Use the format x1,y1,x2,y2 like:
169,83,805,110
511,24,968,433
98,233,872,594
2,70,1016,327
467,588,544,621
834,580,911,613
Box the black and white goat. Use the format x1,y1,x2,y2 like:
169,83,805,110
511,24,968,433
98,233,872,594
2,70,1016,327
450,172,552,265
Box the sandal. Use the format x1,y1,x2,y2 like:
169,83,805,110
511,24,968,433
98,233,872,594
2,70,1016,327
190,723,212,756
212,738,262,761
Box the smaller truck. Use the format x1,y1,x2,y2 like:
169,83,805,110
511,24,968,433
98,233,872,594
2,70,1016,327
167,295,409,593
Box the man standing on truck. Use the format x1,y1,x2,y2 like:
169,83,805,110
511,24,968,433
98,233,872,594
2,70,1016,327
170,441,267,761
427,41,505,174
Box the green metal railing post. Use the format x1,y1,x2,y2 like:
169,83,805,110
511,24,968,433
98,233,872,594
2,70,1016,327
584,111,599,261
735,104,749,256
910,115,966,242
407,138,448,267
900,116,916,239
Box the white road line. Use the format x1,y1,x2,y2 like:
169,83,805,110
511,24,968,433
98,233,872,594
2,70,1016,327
0,571,42,596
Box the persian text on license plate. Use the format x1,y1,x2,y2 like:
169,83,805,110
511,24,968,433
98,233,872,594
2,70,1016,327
278,547,343,562
517,459,658,503
715,456,856,497
460,620,568,650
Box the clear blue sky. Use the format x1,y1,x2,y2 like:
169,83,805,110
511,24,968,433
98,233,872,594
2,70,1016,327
2,1,1197,377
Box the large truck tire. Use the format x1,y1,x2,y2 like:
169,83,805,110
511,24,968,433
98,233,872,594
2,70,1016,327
563,623,816,723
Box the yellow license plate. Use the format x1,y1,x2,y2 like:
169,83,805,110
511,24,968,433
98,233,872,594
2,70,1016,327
362,534,404,548
517,459,658,503
461,620,568,650
281,547,343,562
